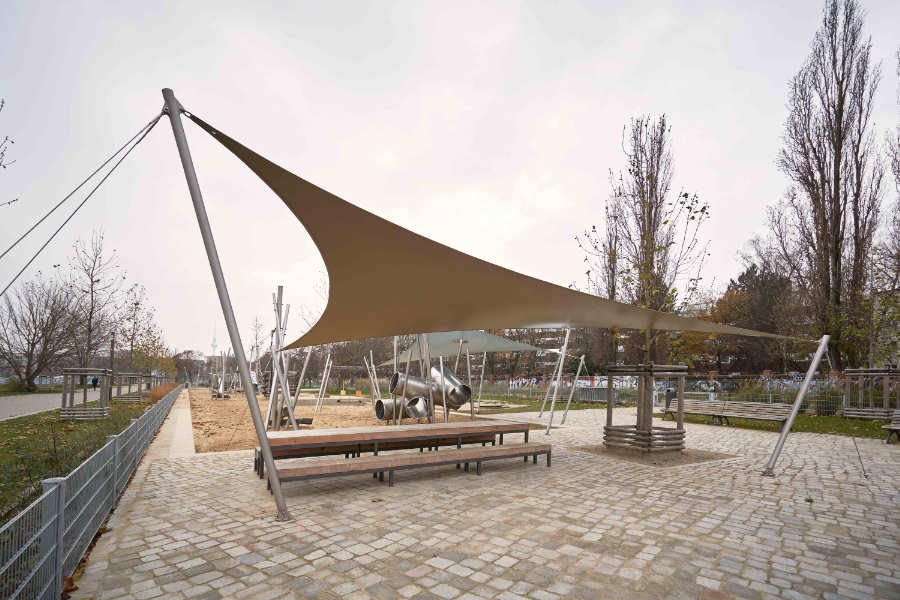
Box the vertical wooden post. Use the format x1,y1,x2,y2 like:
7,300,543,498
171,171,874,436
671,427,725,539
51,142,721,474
884,375,890,411
606,373,614,430
636,374,645,432
676,374,685,431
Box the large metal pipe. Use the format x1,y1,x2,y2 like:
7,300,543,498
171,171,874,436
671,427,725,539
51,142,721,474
390,368,472,410
375,396,429,420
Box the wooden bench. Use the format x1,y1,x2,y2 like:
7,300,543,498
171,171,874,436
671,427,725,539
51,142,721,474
844,407,894,420
276,442,551,488
662,397,725,423
663,399,792,425
59,406,110,420
720,401,792,424
883,410,900,444
254,433,497,479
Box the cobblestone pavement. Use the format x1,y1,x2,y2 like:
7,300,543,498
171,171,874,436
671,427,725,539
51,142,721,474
74,408,900,600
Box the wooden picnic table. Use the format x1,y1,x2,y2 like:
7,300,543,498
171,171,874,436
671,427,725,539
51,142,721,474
266,419,532,450
259,420,547,491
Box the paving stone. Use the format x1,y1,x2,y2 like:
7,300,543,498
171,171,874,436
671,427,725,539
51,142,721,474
69,405,900,600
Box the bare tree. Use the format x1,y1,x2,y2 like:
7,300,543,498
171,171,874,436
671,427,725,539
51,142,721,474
67,231,124,367
579,115,709,363
868,48,900,366
771,0,884,368
118,283,155,369
0,275,75,391
0,98,14,171
577,196,622,362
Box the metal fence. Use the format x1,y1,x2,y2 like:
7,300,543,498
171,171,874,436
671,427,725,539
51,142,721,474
475,374,898,417
0,384,182,600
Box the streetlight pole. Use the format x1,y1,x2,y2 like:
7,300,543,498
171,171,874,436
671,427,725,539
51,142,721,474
161,89,290,520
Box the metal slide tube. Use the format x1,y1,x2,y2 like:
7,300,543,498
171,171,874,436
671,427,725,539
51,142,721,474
375,396,428,420
162,88,289,520
390,369,472,410
762,335,829,477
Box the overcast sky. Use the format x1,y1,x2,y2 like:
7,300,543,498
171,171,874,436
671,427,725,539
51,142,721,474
1,0,898,357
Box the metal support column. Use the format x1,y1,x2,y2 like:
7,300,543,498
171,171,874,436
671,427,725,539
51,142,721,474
762,335,829,477
560,354,585,425
545,328,571,434
162,88,290,520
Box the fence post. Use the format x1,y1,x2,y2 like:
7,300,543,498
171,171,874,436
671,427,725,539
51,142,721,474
41,477,65,598
107,434,120,496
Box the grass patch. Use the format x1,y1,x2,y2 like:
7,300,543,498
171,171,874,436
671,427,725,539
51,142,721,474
0,384,177,525
653,412,889,439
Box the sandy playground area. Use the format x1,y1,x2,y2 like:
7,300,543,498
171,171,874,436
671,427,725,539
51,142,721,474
188,387,478,452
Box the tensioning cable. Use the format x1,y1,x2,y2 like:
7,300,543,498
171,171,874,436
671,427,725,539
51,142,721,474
0,112,163,298
0,112,163,263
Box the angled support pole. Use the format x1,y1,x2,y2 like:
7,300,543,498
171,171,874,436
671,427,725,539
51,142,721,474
292,347,312,408
762,335,829,477
560,354,586,425
545,328,571,434
162,88,290,520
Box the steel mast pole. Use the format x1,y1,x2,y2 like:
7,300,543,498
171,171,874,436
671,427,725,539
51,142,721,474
161,88,290,520
762,335,829,477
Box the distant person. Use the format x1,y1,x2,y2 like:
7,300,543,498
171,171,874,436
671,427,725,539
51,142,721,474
91,377,98,390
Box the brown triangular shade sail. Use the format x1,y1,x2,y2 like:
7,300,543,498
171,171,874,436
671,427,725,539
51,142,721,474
187,114,786,348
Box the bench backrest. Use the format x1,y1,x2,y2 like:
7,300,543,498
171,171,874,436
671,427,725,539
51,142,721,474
680,397,725,411
723,401,792,417
892,409,900,426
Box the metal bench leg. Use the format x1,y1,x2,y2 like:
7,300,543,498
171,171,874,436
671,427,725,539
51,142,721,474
379,471,384,482
525,430,529,443
499,434,504,445
464,462,469,471
476,461,482,475
532,454,537,464
547,451,551,467
524,455,528,463
388,471,394,487
373,472,378,479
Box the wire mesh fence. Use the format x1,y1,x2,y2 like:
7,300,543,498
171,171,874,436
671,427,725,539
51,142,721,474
0,384,182,600
462,373,898,418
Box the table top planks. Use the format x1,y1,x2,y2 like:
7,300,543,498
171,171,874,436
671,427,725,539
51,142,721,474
267,420,531,448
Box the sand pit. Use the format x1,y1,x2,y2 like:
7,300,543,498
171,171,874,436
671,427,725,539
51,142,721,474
188,387,479,453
